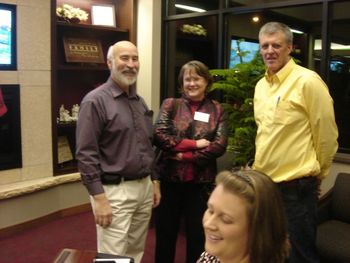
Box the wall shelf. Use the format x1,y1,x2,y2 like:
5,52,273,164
51,0,134,175
57,21,129,32
57,64,109,71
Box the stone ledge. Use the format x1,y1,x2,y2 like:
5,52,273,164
0,173,81,200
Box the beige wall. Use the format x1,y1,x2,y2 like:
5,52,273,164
0,0,161,229
136,0,161,116
0,179,88,229
0,0,52,185
0,0,162,186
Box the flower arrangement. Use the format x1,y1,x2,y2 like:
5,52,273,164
180,24,207,36
56,4,89,23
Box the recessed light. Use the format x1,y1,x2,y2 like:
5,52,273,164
252,16,260,22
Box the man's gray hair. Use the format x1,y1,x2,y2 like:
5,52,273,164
107,45,114,61
259,22,293,44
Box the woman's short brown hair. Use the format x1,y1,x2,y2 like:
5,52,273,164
177,60,213,93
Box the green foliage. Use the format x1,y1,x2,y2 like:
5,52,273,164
210,42,265,167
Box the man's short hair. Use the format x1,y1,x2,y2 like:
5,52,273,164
259,22,293,44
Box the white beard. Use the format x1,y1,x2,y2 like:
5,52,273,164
111,59,138,87
113,69,138,86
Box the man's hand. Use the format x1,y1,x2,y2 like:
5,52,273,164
196,139,210,149
93,193,113,228
152,180,161,208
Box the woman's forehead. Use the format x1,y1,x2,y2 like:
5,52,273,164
184,68,199,76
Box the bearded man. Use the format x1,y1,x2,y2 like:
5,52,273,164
76,41,161,263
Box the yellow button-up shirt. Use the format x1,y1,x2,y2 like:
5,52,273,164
253,59,338,182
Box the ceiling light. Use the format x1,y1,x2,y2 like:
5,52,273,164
252,16,260,22
175,4,206,13
290,28,304,34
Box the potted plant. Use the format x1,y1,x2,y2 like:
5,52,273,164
56,4,89,23
210,40,265,168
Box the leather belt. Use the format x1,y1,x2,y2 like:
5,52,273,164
101,173,148,185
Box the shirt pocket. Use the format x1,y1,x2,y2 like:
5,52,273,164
274,100,294,125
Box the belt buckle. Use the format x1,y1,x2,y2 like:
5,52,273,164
101,174,122,185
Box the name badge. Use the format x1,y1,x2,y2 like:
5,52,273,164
194,111,210,123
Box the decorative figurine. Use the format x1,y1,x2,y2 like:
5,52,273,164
71,104,79,121
59,104,72,122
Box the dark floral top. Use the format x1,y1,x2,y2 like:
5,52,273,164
153,95,228,182
197,251,221,263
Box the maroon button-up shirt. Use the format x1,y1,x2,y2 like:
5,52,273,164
76,77,154,195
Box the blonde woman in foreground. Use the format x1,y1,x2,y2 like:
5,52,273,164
197,170,290,263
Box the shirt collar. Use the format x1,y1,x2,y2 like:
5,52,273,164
106,77,138,99
181,93,207,104
264,58,295,84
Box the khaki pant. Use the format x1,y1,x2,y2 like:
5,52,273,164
91,176,153,263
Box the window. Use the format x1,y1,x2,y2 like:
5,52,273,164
163,15,218,98
229,38,260,68
0,3,17,71
328,1,350,153
163,0,350,154
166,0,219,16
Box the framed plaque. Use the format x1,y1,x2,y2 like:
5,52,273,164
91,4,116,27
63,37,105,63
57,136,73,164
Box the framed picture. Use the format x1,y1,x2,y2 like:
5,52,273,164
57,136,73,164
0,84,22,171
0,3,17,70
63,37,105,64
91,4,116,27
